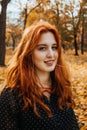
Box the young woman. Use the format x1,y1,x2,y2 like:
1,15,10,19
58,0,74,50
0,21,79,130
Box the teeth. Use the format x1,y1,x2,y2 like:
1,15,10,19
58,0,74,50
45,60,54,63
46,61,53,63
44,60,54,65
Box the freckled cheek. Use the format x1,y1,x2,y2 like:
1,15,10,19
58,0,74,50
33,52,45,62
40,52,46,57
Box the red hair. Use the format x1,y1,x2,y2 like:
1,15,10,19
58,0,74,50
4,21,74,117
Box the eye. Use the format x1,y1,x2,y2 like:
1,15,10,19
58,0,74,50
52,45,58,50
38,47,47,51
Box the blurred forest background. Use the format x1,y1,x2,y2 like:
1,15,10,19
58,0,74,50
0,0,87,129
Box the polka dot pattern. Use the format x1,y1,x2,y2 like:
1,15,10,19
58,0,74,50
0,88,80,130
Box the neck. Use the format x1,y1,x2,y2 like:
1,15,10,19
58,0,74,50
36,71,52,100
36,70,50,81
36,71,51,88
39,75,51,86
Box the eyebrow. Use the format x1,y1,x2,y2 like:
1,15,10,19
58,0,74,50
37,43,57,47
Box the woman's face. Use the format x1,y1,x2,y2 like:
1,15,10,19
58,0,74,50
32,32,58,74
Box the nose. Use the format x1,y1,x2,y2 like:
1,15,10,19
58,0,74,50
47,48,54,58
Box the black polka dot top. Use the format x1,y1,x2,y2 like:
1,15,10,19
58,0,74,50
0,88,80,130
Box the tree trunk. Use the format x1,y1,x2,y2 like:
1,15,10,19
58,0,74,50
81,14,85,55
0,4,6,66
0,0,11,66
11,33,15,50
23,5,28,30
23,2,41,30
81,28,84,54
74,33,79,56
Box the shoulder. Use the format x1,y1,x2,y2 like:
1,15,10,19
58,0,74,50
62,105,76,115
0,87,21,111
62,106,78,123
0,88,22,129
0,87,13,101
0,87,19,100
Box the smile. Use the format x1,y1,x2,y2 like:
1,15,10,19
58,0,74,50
44,60,55,66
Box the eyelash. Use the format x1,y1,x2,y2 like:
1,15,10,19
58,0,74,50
38,46,57,51
39,47,46,50
52,46,58,50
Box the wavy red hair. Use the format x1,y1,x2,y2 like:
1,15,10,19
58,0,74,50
4,21,74,117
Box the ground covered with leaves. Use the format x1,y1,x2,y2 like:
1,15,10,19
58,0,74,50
0,48,87,130
65,50,87,130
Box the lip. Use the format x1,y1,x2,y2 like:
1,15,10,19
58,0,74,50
44,60,54,66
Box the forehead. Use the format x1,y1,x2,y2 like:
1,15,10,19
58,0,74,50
38,31,57,44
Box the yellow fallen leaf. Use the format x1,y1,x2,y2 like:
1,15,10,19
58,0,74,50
80,125,87,130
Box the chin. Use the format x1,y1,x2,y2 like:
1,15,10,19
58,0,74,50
46,67,55,72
